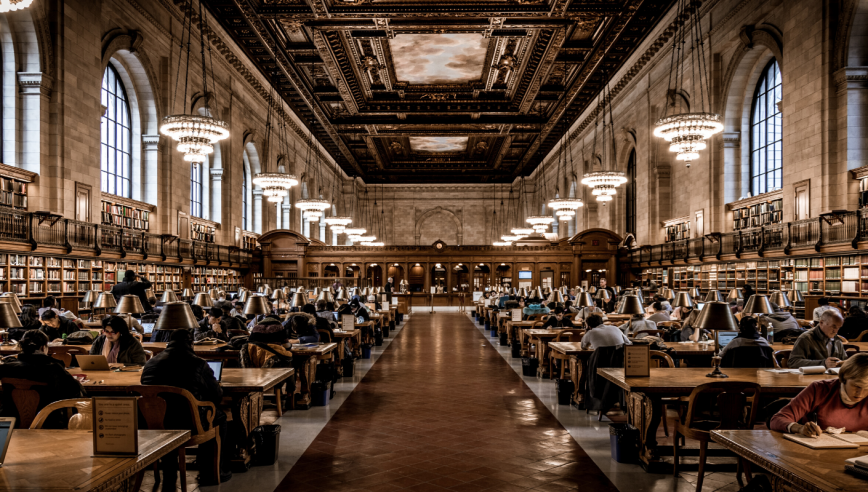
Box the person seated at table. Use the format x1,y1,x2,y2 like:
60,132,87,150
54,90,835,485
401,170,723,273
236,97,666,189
90,315,147,366
812,297,836,323
314,299,333,319
0,330,84,427
496,292,511,309
214,292,232,310
646,302,671,323
304,303,334,340
564,299,578,314
788,310,848,369
719,317,775,367
541,308,576,329
141,329,231,488
241,319,294,368
576,304,603,319
11,305,42,341
229,300,245,319
522,302,550,319
771,352,868,436
580,314,631,351
37,295,62,317
839,305,868,341
764,302,804,341
292,315,320,344
624,313,657,338
568,289,577,301
39,309,80,342
349,299,371,322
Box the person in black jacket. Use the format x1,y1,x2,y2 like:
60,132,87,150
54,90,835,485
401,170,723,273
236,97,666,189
11,305,42,341
196,307,248,342
840,305,868,341
0,330,84,427
306,303,334,341
542,308,577,329
140,329,231,489
39,310,79,342
89,316,147,366
110,270,153,313
349,300,370,322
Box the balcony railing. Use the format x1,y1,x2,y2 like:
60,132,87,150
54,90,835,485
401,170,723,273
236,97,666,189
0,206,253,265
629,209,868,264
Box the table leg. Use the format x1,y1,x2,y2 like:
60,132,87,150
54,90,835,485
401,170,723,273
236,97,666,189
626,391,663,468
335,339,345,377
569,355,584,407
291,354,317,410
228,391,264,469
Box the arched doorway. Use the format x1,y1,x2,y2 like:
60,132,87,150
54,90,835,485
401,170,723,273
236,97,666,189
431,263,447,292
366,263,383,287
344,264,361,279
453,263,470,292
473,264,490,291
408,263,425,292
387,263,405,288
323,264,340,278
495,263,512,289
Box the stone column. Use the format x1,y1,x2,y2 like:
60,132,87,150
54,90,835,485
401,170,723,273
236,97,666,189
209,167,223,224
18,72,52,210
835,67,868,211
252,188,263,234
303,218,310,238
282,202,291,230
140,135,160,205
320,220,326,243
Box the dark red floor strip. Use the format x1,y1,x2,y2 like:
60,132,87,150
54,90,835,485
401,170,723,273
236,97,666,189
275,313,619,492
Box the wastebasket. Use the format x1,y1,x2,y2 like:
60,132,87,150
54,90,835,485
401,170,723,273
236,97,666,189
499,332,508,346
556,379,574,405
361,343,372,359
484,319,491,331
609,424,639,463
374,331,384,346
311,382,329,407
342,357,355,377
251,425,282,466
490,326,498,338
511,342,521,358
521,357,538,377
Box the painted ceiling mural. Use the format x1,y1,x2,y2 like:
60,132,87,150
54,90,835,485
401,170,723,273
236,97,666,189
203,0,676,183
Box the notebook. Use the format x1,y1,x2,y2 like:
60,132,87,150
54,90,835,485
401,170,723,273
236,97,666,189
783,433,860,449
845,454,868,469
0,417,14,467
207,360,223,382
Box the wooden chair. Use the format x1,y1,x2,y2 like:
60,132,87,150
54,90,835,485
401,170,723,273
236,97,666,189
856,330,868,342
548,330,585,379
797,319,812,328
128,385,221,491
637,329,667,338
29,398,92,429
844,344,861,357
774,350,792,369
650,351,677,437
657,321,682,330
50,352,72,367
0,378,47,428
673,382,762,492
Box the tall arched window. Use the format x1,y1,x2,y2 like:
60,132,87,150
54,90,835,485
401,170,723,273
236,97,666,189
242,165,249,231
100,64,132,197
750,59,782,196
190,163,203,218
626,149,637,234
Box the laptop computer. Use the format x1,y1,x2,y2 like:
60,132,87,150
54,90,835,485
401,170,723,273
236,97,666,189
0,417,14,467
76,355,111,371
141,322,156,335
207,360,224,382
695,302,705,311
715,330,739,352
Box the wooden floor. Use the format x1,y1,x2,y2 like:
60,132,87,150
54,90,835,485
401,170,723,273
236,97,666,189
274,313,618,492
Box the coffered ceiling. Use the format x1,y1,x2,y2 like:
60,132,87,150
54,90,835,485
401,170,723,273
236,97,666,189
204,0,675,183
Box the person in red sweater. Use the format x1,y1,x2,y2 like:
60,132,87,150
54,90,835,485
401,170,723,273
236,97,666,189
771,353,868,437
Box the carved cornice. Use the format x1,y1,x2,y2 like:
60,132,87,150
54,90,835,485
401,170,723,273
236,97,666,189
725,189,783,211
849,164,868,181
17,72,53,96
0,162,38,183
722,132,741,148
661,215,690,228
834,66,868,92
101,193,157,212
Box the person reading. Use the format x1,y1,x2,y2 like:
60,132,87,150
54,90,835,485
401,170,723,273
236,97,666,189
541,307,576,329
580,315,631,350
771,353,868,436
89,315,147,366
788,310,848,369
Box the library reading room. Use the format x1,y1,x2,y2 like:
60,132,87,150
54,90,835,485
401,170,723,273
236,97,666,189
1,0,868,491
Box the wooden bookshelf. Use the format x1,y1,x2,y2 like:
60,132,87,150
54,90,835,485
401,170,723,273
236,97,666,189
101,199,150,231
732,197,783,231
191,221,216,243
191,266,242,291
0,176,28,209
243,235,259,250
664,221,690,243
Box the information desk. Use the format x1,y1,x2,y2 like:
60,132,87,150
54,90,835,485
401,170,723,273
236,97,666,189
711,430,868,492
0,429,189,491
596,367,837,469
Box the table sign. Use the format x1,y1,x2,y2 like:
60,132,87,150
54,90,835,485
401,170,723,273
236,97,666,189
430,287,436,294
92,397,139,457
512,309,522,322
472,292,483,302
625,345,650,377
391,296,398,305
342,314,355,331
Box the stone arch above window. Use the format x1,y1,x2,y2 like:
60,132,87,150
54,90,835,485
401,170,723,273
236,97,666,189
415,206,463,245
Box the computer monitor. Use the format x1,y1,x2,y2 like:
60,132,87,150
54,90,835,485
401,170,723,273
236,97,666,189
0,417,14,467
141,322,155,335
207,360,224,382
715,330,739,352
695,302,705,311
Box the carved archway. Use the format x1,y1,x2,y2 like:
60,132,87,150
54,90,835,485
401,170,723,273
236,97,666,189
414,206,463,245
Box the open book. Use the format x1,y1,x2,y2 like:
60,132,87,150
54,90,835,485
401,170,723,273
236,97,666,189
784,431,868,449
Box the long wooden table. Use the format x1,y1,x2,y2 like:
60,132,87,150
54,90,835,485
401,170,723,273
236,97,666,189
0,429,189,491
597,367,837,469
711,430,868,492
64,368,293,469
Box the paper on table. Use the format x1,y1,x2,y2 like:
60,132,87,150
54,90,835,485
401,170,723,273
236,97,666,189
832,433,868,445
783,433,859,449
799,366,827,375
845,454,868,469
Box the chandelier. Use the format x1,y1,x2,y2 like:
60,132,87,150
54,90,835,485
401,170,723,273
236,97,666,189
253,172,298,190
361,241,384,247
652,0,722,166
492,241,512,246
344,227,366,236
160,1,229,163
324,216,351,234
511,227,534,237
296,198,331,217
0,0,33,12
303,210,323,221
556,209,575,221
596,194,613,202
549,198,583,213
501,234,521,242
356,235,376,242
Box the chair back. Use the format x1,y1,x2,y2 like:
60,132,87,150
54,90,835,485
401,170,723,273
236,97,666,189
683,382,762,432
721,344,777,368
649,350,675,368
0,378,48,428
50,352,72,368
530,314,546,322
637,329,666,338
656,320,681,329
554,330,584,342
317,329,333,343
774,350,792,369
856,330,868,342
532,321,544,329
29,398,92,429
127,385,213,438
844,344,861,356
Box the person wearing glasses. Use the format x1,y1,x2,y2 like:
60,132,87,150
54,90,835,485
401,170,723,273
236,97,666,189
89,315,147,366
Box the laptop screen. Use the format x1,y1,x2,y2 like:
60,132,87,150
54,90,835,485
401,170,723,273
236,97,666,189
141,322,155,335
0,419,13,465
716,331,739,351
207,361,224,382
695,302,705,311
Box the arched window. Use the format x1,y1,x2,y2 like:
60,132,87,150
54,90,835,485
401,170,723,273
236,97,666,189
242,166,248,231
100,64,132,197
626,149,637,234
190,163,203,218
750,59,782,196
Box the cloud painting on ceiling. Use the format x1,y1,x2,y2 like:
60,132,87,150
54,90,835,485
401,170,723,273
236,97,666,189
408,137,469,152
390,33,488,84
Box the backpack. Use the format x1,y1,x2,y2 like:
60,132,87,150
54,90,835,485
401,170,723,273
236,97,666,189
248,342,293,368
65,330,96,345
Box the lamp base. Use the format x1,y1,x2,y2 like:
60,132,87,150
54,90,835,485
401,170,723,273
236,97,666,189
706,367,729,378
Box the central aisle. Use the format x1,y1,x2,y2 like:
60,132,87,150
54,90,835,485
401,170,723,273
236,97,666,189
275,313,617,491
